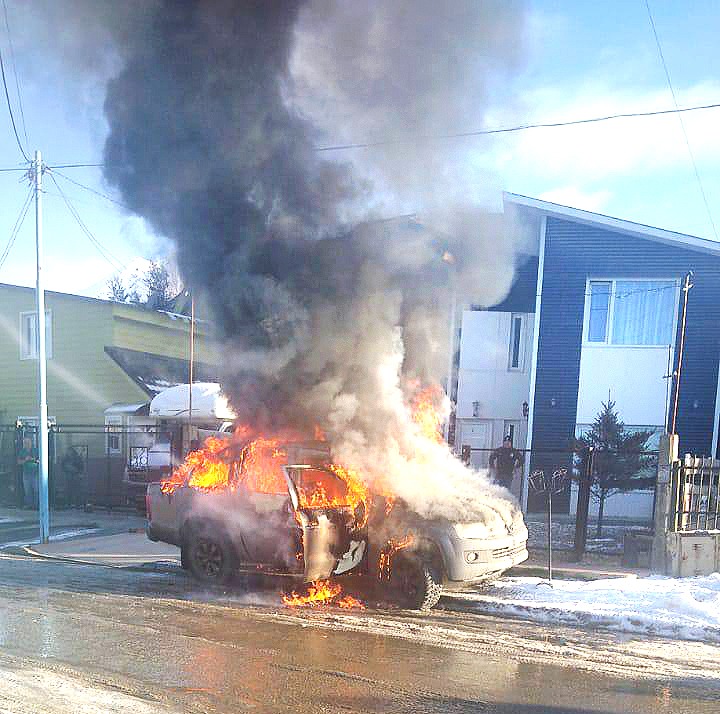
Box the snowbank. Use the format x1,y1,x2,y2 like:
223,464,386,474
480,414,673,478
451,574,720,642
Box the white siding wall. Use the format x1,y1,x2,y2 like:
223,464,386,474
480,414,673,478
576,345,671,426
455,310,533,453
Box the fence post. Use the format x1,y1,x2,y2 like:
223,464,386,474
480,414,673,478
573,447,592,562
651,433,679,574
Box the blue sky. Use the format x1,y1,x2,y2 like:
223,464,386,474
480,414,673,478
0,1,718,297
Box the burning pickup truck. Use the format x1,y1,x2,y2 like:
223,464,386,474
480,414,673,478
146,436,528,610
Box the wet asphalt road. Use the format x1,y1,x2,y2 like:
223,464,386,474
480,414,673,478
0,549,718,714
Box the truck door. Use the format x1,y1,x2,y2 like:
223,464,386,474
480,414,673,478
232,449,299,569
283,466,367,581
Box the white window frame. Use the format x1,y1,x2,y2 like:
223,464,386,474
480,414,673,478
507,313,526,371
105,416,123,456
19,310,53,360
582,278,680,349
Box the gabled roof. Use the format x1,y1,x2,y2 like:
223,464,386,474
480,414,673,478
504,192,720,256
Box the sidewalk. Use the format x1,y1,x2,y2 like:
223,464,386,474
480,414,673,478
510,549,650,580
0,505,147,532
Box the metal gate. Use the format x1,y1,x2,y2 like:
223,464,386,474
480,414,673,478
671,455,720,531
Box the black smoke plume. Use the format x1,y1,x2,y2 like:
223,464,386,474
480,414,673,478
102,0,528,524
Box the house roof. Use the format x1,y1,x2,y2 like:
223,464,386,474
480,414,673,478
104,346,219,397
504,192,720,256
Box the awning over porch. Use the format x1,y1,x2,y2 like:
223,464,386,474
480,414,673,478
104,346,218,397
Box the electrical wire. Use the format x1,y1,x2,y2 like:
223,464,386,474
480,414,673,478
0,185,33,272
47,162,103,169
645,0,718,240
28,99,720,162
48,173,127,274
0,42,27,161
315,101,720,152
2,0,27,146
50,169,129,210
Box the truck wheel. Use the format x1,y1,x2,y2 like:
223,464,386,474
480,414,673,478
186,526,235,584
389,555,443,611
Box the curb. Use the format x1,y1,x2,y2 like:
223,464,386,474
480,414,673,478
20,544,180,574
508,565,639,581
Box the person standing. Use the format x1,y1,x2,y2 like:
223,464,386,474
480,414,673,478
17,437,39,509
489,435,523,491
61,447,85,508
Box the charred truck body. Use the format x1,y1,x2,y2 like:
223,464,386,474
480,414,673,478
146,440,528,610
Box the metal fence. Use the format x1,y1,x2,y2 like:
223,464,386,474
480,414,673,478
461,446,658,512
462,444,659,557
0,423,181,509
672,455,720,531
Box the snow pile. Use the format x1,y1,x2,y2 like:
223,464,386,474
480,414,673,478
452,574,720,642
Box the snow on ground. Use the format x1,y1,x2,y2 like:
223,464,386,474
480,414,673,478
450,574,720,642
0,667,177,714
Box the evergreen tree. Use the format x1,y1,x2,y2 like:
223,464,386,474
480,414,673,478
575,401,653,537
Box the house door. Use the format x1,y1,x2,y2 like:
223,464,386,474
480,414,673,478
503,420,525,449
458,420,492,469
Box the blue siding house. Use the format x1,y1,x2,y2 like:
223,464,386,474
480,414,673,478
454,193,720,514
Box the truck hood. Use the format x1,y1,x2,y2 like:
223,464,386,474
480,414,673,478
451,501,526,540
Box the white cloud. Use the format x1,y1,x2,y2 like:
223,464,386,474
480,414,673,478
488,80,720,183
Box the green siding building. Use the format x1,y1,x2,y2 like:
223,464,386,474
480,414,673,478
0,283,219,506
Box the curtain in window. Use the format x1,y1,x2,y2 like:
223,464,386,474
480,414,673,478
612,280,675,345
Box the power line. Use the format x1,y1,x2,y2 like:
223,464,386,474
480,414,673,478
49,168,129,210
0,40,27,161
315,101,720,152
0,185,32,272
645,0,718,240
0,97,711,172
48,172,127,274
2,0,27,146
47,162,103,169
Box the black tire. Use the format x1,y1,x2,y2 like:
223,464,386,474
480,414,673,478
389,555,443,611
185,525,236,584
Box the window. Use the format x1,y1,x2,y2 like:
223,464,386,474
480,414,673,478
105,417,122,455
587,282,611,342
585,280,676,346
20,311,53,360
508,314,524,370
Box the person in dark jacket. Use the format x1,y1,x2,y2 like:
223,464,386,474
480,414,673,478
17,437,38,509
489,435,523,491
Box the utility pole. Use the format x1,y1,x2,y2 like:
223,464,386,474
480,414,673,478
442,251,457,444
671,271,693,435
33,149,50,543
188,292,195,431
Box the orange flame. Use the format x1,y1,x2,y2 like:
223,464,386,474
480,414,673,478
160,436,230,495
410,384,445,443
378,534,414,581
282,579,365,609
240,438,287,494
293,464,371,529
160,434,290,496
